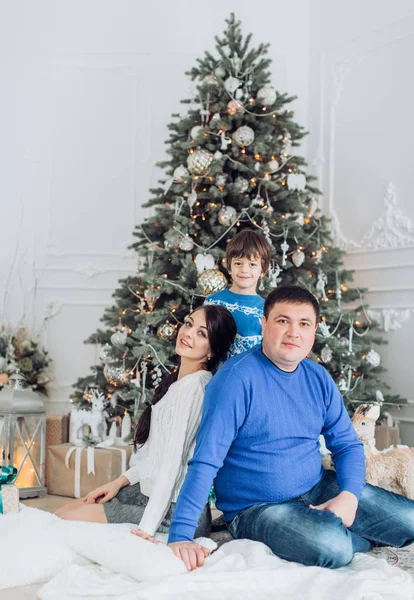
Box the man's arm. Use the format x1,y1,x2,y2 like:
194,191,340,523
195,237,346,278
319,371,366,525
167,364,249,566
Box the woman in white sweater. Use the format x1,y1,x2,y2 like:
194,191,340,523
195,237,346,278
56,305,236,540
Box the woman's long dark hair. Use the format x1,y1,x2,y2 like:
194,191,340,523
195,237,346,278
133,304,236,449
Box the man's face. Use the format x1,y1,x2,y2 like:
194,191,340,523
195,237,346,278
261,301,317,372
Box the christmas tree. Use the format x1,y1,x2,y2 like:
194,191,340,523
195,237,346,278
71,14,403,420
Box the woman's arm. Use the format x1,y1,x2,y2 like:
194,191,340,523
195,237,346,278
137,378,205,536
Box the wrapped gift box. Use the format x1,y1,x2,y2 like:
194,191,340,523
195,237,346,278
46,414,70,448
0,466,19,514
0,483,19,514
46,443,132,498
375,425,401,451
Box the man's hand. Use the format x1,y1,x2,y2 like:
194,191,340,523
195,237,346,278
168,541,210,571
310,491,358,527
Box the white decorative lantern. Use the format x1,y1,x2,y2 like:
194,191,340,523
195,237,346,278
0,383,47,498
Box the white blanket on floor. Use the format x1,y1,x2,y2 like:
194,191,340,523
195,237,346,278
1,505,413,600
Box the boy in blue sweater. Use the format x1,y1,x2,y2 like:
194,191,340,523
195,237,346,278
205,229,271,356
168,286,414,571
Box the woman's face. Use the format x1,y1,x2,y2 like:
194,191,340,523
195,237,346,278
175,309,212,365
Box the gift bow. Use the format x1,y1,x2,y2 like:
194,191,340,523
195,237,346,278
0,465,17,486
64,439,127,499
0,465,18,514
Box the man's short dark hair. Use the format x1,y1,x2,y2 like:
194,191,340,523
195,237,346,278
263,285,320,321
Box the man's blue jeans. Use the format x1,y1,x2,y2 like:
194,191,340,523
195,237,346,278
227,470,414,569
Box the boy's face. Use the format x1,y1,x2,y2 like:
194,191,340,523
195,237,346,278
228,255,263,295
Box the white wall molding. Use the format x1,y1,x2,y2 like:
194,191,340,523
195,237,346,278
331,183,414,252
367,308,414,332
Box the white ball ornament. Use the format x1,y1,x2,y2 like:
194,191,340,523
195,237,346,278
366,349,381,367
266,159,280,173
187,149,214,175
224,76,241,94
190,126,202,140
214,66,226,78
218,206,237,226
110,331,127,347
256,86,276,106
232,126,255,148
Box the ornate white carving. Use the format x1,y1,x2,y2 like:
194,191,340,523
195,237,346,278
329,209,360,250
360,183,414,249
330,183,414,251
367,308,414,332
74,263,105,278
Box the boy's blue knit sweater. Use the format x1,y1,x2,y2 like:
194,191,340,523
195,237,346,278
168,346,365,543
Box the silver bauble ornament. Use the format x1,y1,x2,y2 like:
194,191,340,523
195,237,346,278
103,364,130,386
234,177,249,193
173,165,189,180
157,322,177,341
179,235,195,252
292,249,305,268
366,349,381,367
256,86,276,106
214,150,223,160
110,331,127,347
99,344,114,364
187,149,214,175
197,269,228,297
321,345,333,364
227,99,244,115
232,126,255,148
266,159,280,173
190,126,202,140
202,74,218,86
218,206,237,226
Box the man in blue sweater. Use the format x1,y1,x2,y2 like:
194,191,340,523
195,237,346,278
168,286,414,571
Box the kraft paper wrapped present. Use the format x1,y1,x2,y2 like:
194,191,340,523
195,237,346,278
46,442,132,498
46,414,70,448
0,466,19,514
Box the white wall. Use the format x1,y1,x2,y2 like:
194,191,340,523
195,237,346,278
307,0,414,443
0,0,311,413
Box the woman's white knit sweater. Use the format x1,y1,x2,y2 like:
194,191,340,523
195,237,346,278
122,369,212,535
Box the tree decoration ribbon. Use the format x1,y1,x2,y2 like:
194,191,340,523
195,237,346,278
0,465,18,514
